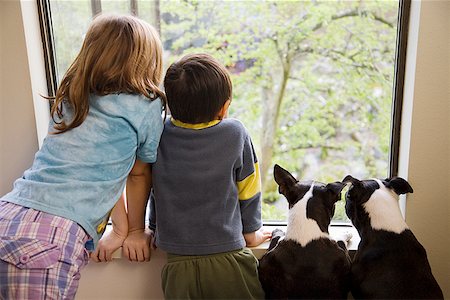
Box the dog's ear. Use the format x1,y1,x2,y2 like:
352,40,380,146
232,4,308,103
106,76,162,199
384,177,414,195
326,182,345,202
273,164,298,188
342,175,361,187
273,164,299,202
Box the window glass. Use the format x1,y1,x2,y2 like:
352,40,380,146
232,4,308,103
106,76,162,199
50,0,90,79
100,0,129,13
49,0,399,223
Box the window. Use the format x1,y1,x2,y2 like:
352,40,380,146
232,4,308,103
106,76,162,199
41,0,407,223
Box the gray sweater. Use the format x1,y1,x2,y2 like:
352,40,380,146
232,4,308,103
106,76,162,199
149,117,262,255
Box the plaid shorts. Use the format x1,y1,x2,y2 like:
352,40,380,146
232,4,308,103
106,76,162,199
0,201,90,300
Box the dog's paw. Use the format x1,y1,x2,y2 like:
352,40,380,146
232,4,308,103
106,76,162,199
272,228,285,238
333,231,353,246
266,229,285,252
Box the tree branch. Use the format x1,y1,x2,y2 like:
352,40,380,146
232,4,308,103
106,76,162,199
271,36,289,72
279,143,343,153
312,9,395,32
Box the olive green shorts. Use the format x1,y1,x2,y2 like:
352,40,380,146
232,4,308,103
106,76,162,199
162,248,265,299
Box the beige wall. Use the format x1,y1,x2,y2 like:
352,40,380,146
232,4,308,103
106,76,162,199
0,0,449,299
0,0,39,196
404,0,450,297
77,249,166,299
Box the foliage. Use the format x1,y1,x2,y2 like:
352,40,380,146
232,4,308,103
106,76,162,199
50,0,399,222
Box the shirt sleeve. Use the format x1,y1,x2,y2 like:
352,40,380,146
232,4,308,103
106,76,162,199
236,133,262,233
148,190,156,231
136,98,164,163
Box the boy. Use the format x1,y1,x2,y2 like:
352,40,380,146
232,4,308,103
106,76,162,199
151,53,269,299
98,53,270,298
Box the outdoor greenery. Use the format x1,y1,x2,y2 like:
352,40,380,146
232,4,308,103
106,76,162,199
49,0,399,222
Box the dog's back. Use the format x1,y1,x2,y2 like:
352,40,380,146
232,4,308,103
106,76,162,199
259,165,351,299
351,229,443,299
259,238,351,299
343,176,443,299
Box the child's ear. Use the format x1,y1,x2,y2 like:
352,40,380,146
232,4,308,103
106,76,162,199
217,99,231,119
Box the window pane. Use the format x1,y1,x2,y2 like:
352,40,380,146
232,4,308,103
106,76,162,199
49,0,399,223
100,0,130,14
49,0,90,81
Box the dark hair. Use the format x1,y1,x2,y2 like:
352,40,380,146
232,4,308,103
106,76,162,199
164,53,232,123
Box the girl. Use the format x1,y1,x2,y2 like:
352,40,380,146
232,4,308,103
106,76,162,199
0,14,164,299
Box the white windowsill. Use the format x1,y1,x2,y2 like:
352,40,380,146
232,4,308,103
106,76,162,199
104,224,360,260
250,224,359,259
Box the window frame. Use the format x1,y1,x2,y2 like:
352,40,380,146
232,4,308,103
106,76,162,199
37,0,411,227
389,0,411,177
37,0,58,98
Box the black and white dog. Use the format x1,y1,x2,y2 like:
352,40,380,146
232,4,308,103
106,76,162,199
343,175,443,299
258,165,351,299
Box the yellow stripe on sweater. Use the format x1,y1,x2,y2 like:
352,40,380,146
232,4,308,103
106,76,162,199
237,163,261,200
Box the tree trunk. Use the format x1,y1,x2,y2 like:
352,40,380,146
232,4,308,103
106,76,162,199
260,64,291,191
130,0,138,16
153,0,161,35
91,0,101,17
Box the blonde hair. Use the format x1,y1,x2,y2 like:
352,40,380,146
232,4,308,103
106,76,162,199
51,14,165,133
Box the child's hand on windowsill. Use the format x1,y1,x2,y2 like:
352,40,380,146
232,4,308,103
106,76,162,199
122,228,154,262
91,228,127,262
244,228,272,247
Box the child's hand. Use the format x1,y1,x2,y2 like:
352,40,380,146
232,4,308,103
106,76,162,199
244,227,272,247
122,228,153,262
91,228,127,262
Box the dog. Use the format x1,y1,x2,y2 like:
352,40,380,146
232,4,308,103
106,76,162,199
258,164,351,299
343,175,443,299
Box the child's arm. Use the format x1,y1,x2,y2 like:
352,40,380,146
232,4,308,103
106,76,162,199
238,134,271,247
92,194,128,262
122,159,153,262
244,227,272,247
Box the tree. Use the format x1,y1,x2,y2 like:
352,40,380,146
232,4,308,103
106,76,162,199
49,0,399,220
159,1,398,220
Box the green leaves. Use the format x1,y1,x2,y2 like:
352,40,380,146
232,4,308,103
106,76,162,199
51,0,399,221
159,0,398,221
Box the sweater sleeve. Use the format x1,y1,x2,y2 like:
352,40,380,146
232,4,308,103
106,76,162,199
236,133,262,233
136,98,164,163
148,190,156,231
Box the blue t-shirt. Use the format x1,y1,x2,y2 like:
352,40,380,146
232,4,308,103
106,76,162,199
2,94,163,247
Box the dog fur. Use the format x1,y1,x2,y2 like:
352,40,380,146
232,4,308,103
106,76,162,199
258,165,351,299
343,175,443,299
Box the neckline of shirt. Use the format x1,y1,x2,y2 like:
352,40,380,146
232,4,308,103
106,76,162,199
171,118,221,130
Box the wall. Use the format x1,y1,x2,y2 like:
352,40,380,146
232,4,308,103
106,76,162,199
402,0,450,297
0,0,448,299
77,249,166,299
0,0,39,196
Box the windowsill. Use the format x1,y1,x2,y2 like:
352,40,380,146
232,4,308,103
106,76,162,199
104,224,360,260
250,224,359,259
76,224,360,300
81,224,360,299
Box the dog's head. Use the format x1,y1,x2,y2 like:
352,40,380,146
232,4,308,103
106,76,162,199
273,164,345,232
342,175,413,233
